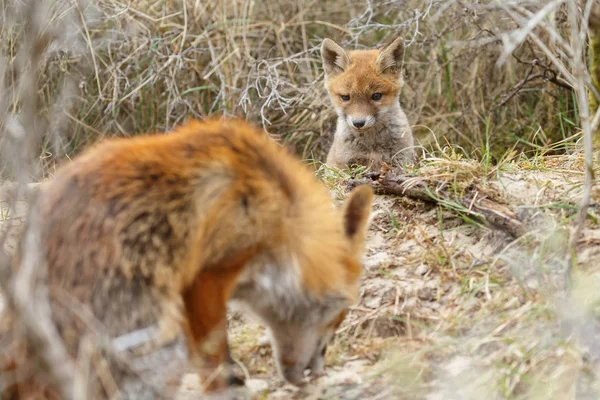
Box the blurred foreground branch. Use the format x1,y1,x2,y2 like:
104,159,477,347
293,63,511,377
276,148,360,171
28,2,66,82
0,1,85,398
493,0,598,281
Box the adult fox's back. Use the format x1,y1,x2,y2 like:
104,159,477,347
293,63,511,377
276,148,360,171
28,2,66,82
4,118,373,398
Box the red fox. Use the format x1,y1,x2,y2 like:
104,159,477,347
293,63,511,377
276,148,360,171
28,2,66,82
321,36,414,170
3,119,373,398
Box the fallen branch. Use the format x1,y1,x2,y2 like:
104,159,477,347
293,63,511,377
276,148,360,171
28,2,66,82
347,171,526,238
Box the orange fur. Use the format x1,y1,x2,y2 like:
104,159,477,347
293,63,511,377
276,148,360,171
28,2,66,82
326,49,401,118
321,36,415,169
3,118,373,398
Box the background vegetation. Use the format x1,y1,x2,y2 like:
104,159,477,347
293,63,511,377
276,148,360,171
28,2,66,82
0,0,595,179
1,1,599,399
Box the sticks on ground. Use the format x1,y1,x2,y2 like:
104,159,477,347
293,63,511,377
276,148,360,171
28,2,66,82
346,171,526,239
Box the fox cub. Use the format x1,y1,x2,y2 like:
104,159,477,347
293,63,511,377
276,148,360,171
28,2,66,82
321,36,414,170
5,119,373,398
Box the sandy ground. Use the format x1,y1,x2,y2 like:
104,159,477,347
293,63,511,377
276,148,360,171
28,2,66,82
1,156,599,399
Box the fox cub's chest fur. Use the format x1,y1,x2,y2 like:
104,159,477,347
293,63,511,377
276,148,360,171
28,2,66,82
321,36,414,170
329,101,413,169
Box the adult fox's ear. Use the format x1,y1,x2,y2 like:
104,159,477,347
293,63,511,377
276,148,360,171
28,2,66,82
342,185,373,253
376,36,405,75
321,38,351,75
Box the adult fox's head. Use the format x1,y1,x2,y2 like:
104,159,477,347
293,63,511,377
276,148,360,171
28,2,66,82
321,36,405,131
231,185,373,386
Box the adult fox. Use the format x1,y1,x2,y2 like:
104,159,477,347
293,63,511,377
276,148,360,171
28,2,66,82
2,118,373,398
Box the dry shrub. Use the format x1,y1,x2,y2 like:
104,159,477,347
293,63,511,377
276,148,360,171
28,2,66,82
0,0,586,179
1,1,598,398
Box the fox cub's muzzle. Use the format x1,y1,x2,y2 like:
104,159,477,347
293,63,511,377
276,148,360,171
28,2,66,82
345,114,376,131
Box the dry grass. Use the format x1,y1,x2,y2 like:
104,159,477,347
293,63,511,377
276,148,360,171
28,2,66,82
1,0,600,399
311,150,599,400
0,0,590,179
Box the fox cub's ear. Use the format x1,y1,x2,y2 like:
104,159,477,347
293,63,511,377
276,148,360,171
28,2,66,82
342,185,374,252
321,39,351,75
376,36,405,75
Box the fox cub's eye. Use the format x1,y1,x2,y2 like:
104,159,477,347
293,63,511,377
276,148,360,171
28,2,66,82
340,95,350,102
371,93,383,101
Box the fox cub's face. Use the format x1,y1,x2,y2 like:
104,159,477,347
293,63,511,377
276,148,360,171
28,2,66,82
321,36,405,131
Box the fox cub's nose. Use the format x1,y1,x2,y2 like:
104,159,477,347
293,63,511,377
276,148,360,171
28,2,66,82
352,119,366,129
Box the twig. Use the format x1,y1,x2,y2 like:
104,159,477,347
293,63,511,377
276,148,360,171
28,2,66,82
567,0,595,285
496,63,538,108
11,209,76,400
346,171,526,238
0,1,92,398
491,0,596,286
